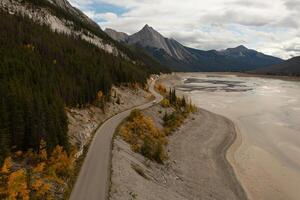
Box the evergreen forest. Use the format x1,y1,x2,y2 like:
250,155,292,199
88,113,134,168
0,10,165,163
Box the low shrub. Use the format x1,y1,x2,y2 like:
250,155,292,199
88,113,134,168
160,98,170,108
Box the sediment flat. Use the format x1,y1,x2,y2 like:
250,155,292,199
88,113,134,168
109,105,247,200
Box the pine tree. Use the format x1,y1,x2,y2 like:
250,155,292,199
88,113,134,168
0,98,10,163
181,96,186,108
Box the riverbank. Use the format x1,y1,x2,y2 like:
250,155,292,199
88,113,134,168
109,93,247,199
239,72,300,82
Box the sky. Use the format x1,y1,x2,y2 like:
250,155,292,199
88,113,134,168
69,0,300,59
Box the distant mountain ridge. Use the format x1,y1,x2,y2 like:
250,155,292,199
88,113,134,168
252,56,300,76
105,25,284,72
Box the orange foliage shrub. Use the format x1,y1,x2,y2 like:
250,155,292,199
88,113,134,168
119,109,167,163
155,84,167,95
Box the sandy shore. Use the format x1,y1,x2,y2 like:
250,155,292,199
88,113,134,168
109,102,247,199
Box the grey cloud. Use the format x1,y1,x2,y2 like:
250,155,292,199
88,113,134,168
276,16,300,28
284,0,300,10
229,0,269,8
284,43,300,52
200,10,273,27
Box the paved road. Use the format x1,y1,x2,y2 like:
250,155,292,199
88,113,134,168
70,80,162,200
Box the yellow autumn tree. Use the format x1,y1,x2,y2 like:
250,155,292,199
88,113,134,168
1,157,12,174
7,169,29,200
48,145,74,180
31,176,52,199
96,90,106,111
0,157,12,197
97,90,103,99
160,98,170,108
0,143,76,200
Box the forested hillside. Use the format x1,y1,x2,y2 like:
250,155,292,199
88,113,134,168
0,10,161,163
252,56,300,76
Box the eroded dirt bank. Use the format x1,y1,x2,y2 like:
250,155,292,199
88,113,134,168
67,86,153,157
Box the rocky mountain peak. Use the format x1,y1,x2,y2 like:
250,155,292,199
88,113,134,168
141,24,154,31
225,45,250,53
235,45,248,51
127,24,192,60
143,24,150,29
127,24,169,52
138,24,163,38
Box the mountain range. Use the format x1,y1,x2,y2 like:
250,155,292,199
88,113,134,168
105,25,284,72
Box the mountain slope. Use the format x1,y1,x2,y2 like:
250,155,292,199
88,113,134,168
105,28,129,42
252,56,300,76
106,25,283,72
46,0,99,28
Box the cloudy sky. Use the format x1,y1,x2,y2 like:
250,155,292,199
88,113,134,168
69,0,300,59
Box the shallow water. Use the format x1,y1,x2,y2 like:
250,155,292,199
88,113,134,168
176,73,300,200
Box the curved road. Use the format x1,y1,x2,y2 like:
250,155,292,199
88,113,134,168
70,80,162,200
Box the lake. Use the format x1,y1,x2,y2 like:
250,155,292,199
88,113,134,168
175,73,300,200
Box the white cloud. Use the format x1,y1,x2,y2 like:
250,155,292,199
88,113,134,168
69,0,300,59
